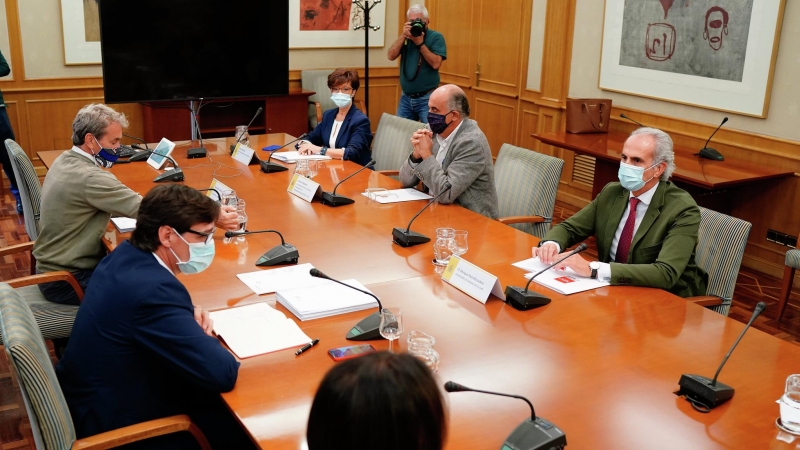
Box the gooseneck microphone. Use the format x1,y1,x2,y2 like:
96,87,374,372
229,106,264,154
696,116,728,161
620,113,645,128
310,268,385,341
123,133,150,150
392,184,452,247
131,150,184,182
261,133,308,174
321,159,376,206
195,188,222,202
224,229,299,266
504,243,588,311
444,381,567,450
678,301,766,412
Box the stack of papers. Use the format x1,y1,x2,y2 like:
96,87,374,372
237,263,327,295
110,217,136,233
270,151,332,163
513,257,610,295
209,303,311,359
276,279,379,321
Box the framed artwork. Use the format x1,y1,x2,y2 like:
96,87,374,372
60,0,102,65
599,0,786,117
290,0,385,48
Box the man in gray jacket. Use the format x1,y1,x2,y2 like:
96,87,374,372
399,84,498,218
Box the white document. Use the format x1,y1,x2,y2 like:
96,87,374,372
361,188,433,204
271,151,332,163
441,256,505,304
210,302,311,359
237,263,327,295
110,217,136,233
277,279,379,321
287,174,321,202
232,144,257,165
513,257,610,295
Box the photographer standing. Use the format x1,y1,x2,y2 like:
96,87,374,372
387,4,446,123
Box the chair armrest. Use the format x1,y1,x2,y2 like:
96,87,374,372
72,414,211,450
7,271,85,302
356,99,366,113
686,295,724,307
0,241,34,257
308,101,323,124
377,170,400,177
498,216,550,225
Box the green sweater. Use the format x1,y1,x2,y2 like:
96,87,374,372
33,150,141,273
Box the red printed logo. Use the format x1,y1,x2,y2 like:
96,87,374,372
554,276,576,284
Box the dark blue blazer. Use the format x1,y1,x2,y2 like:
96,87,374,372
56,241,240,440
307,105,373,166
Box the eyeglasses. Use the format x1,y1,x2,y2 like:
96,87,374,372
185,227,216,244
330,87,353,94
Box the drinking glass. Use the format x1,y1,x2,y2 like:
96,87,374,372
295,160,311,178
433,227,455,266
407,330,439,372
452,230,469,256
780,374,800,433
379,308,403,353
236,200,247,241
235,125,250,146
306,159,319,178
221,190,238,208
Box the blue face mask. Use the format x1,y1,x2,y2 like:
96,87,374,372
169,228,216,274
618,161,658,192
427,111,454,134
331,92,353,108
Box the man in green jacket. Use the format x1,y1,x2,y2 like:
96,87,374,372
533,127,707,298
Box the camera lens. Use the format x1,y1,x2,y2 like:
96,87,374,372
409,19,425,37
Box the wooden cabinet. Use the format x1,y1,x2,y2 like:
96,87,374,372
141,89,314,142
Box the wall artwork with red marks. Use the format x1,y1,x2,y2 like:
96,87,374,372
300,0,358,31
618,0,752,82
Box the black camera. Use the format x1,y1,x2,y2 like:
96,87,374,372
409,18,427,37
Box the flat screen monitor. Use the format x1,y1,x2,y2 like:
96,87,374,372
98,0,288,104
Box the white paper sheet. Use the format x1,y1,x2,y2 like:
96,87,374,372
277,279,379,321
361,188,433,204
110,217,136,233
210,303,311,358
271,151,332,163
236,263,327,295
513,257,610,295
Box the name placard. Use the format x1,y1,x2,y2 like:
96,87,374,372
207,179,234,201
441,256,505,304
287,174,321,203
232,144,257,165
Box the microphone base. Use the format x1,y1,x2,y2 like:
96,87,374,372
504,286,551,311
187,147,207,159
321,192,355,207
129,151,150,162
255,244,299,267
346,311,384,341
260,161,289,173
677,374,734,410
698,147,724,161
153,169,185,183
503,417,567,450
392,228,430,247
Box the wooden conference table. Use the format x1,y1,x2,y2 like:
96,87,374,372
533,131,793,212
39,137,800,449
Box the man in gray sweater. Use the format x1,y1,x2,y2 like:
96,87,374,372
399,84,498,219
33,104,237,305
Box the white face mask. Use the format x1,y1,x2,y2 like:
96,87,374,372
331,92,353,108
169,228,215,274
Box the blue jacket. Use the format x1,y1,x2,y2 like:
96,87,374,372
306,105,373,166
56,241,239,439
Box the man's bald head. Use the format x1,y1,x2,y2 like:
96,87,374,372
431,84,470,118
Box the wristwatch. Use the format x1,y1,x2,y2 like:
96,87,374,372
589,261,600,279
319,146,328,156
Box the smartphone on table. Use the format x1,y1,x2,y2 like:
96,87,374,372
328,344,377,361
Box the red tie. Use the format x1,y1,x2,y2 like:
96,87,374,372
615,197,640,264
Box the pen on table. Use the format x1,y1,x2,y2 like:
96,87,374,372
295,338,320,356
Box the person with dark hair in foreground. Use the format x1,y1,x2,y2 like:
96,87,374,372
307,352,447,450
56,185,256,449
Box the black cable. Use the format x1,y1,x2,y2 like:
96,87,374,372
682,395,711,413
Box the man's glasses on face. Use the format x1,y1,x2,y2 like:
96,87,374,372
185,227,216,244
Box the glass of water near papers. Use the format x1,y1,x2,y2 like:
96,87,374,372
235,200,247,241
380,308,403,353
295,159,317,178
452,230,468,257
433,228,456,266
235,125,249,146
221,189,238,208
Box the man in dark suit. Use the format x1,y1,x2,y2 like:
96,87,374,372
56,184,255,449
533,127,707,298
